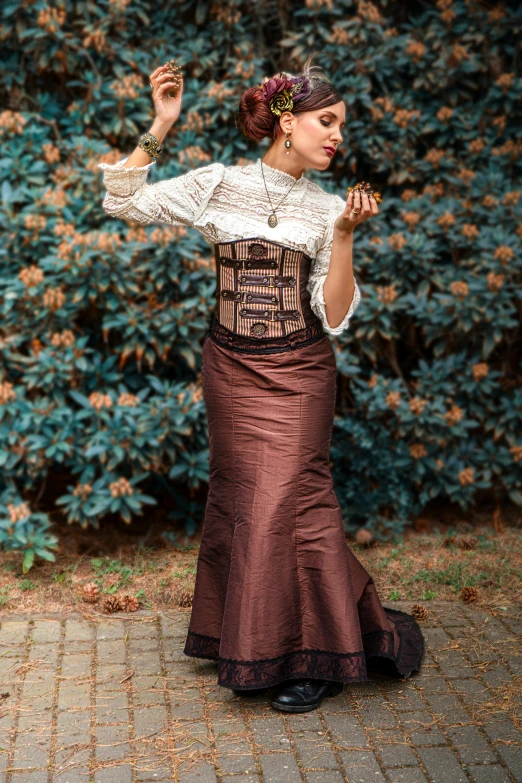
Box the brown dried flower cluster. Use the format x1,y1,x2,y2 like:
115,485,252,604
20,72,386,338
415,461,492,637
458,467,475,486
405,40,426,61
461,224,479,240
51,330,75,348
410,443,427,459
472,363,488,382
8,503,31,523
73,484,93,500
424,149,445,167
109,478,134,497
487,272,505,292
387,233,407,251
401,211,421,230
436,107,453,123
37,6,66,32
385,391,401,410
118,393,140,407
43,287,65,310
494,246,514,265
444,404,464,427
110,73,143,101
401,189,418,202
438,212,456,230
510,446,522,463
89,392,113,410
450,281,469,299
19,265,44,287
502,191,520,206
409,397,428,416
0,381,16,405
376,285,398,304
0,110,27,135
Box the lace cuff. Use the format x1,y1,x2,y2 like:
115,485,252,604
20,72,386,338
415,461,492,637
97,156,155,197
311,276,361,335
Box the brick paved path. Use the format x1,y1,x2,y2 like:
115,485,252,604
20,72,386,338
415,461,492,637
0,601,520,783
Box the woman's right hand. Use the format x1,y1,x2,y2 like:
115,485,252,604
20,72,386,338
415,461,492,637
149,64,184,126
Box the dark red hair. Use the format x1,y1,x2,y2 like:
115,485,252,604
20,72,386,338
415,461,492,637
237,55,344,143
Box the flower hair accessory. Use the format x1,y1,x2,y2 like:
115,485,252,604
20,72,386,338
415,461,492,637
259,72,313,117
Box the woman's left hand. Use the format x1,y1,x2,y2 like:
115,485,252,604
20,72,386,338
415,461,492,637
334,187,379,234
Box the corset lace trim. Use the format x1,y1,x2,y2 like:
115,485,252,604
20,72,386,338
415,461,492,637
209,315,327,354
183,607,425,690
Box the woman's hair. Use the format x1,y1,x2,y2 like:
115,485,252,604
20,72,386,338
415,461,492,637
237,53,344,143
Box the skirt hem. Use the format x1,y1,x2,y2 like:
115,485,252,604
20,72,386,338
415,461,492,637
183,607,425,691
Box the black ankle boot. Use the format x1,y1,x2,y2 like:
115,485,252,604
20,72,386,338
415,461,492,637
271,678,343,713
232,687,268,697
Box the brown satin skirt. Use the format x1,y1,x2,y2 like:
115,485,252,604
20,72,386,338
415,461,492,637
183,332,425,690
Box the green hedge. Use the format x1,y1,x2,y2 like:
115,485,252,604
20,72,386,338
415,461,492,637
0,0,520,569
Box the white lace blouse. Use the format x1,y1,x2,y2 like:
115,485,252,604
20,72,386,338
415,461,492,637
97,156,361,335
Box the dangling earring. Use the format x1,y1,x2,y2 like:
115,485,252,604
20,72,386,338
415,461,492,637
284,132,291,155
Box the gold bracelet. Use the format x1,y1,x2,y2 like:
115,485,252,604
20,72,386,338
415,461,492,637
138,132,162,161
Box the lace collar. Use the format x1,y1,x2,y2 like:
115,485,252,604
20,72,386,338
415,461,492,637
253,157,307,189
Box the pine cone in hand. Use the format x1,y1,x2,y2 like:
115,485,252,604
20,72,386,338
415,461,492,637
461,586,478,604
119,594,139,612
411,604,429,621
81,582,100,603
102,595,122,613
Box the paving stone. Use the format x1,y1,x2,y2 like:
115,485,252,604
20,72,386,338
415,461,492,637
250,717,289,752
385,769,430,782
12,726,51,768
97,639,126,665
400,711,447,747
416,746,469,782
495,745,522,781
169,687,205,719
449,679,490,703
53,767,91,783
133,705,168,739
94,765,133,783
445,725,497,764
338,748,386,781
480,663,513,688
177,758,218,782
135,763,173,780
127,620,158,639
10,773,49,782
374,729,418,767
422,693,471,725
132,675,166,708
304,771,344,782
95,691,129,723
323,714,369,749
384,687,426,712
482,716,522,744
292,729,338,769
259,752,302,781
357,697,398,729
64,617,95,642
467,765,513,783
95,724,131,763
96,622,125,641
127,652,162,676
30,619,61,643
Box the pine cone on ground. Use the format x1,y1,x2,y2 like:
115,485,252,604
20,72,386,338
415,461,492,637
411,604,429,621
119,594,139,612
354,528,374,547
81,582,100,603
457,535,478,550
443,535,457,547
102,595,122,613
461,586,478,604
176,588,193,607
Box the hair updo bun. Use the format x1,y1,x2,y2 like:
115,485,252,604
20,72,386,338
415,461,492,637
237,53,343,143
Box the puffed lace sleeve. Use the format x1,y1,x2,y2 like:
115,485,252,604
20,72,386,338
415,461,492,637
307,194,361,336
97,156,226,227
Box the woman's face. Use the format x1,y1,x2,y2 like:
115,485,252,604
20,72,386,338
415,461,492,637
288,101,346,171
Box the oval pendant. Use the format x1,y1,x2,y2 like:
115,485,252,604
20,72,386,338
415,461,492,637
268,213,278,228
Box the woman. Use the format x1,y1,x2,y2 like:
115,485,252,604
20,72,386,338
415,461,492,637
98,55,425,713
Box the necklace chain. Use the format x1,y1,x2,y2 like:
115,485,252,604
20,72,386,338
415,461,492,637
260,159,300,228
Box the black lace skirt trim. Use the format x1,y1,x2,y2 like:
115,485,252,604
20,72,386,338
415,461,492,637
208,315,327,354
183,607,425,691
